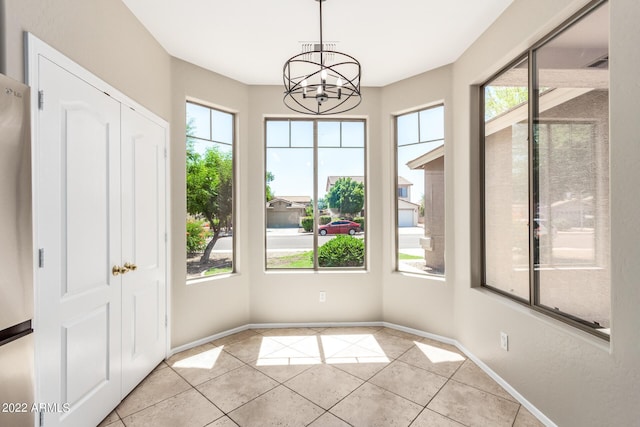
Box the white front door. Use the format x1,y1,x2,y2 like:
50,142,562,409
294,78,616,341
35,57,122,427
120,106,167,396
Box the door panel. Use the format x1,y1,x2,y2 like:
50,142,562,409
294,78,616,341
37,57,122,427
64,106,111,295
120,107,166,397
62,304,109,406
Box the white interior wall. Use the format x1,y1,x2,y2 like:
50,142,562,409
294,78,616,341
1,0,171,120
379,65,456,338
169,58,251,347
451,0,640,425
3,0,640,424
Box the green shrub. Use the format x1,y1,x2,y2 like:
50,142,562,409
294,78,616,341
186,220,210,255
318,235,364,267
301,216,314,232
354,216,365,231
319,215,332,225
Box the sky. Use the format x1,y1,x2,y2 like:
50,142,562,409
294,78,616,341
187,102,445,205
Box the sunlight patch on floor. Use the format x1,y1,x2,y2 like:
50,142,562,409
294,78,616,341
255,334,391,366
414,341,464,363
171,346,224,370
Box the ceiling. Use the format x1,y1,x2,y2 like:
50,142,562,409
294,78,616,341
121,0,514,87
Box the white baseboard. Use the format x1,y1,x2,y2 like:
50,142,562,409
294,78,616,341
169,321,555,427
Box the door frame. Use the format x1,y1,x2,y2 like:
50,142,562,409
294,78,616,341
26,32,171,407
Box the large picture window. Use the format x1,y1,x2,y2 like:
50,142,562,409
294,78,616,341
186,101,235,280
265,119,366,270
396,105,445,276
482,0,610,337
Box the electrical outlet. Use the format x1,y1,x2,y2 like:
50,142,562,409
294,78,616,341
500,331,509,351
319,291,326,303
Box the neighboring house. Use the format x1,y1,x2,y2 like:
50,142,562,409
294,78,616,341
266,196,310,228
326,175,418,226
396,176,419,227
407,142,445,273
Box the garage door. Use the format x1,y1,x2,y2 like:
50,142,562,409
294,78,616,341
398,209,415,227
267,211,300,228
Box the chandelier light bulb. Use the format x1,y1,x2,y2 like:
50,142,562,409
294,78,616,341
336,78,343,87
321,69,328,81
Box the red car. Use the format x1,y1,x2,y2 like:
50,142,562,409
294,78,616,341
318,220,361,236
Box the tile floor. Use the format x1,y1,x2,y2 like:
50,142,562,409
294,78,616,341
98,326,544,427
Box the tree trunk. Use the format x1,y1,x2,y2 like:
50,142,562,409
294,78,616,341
200,229,220,263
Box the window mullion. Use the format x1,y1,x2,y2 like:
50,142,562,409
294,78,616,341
313,120,319,269
528,49,537,307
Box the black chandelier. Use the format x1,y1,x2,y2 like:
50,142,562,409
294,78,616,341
283,0,362,115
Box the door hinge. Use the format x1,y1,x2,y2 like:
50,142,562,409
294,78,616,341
164,232,167,243
165,314,168,328
164,147,167,159
39,411,44,426
38,248,45,268
38,90,44,110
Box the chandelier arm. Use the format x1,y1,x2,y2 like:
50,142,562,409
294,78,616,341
282,0,361,115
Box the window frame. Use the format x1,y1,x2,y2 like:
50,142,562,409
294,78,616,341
185,100,237,282
264,117,368,271
394,104,446,277
479,0,610,340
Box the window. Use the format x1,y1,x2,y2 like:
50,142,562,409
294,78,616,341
185,101,235,279
395,105,445,275
482,0,610,338
265,119,366,270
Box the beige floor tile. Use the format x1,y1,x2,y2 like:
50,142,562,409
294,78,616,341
102,421,124,427
321,326,383,336
255,336,322,365
154,361,169,371
166,343,217,366
197,365,278,413
169,346,245,386
369,360,448,405
427,380,520,427
254,362,314,383
285,364,364,409
228,385,324,426
371,330,420,359
206,416,239,427
330,382,423,427
320,335,388,364
410,409,465,426
211,329,259,347
398,342,465,378
116,367,191,418
308,411,352,426
257,327,319,337
452,360,516,402
330,359,390,381
121,388,223,427
420,337,462,354
514,406,545,427
97,410,120,427
223,334,285,363
378,328,424,341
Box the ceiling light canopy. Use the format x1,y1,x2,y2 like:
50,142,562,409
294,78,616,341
283,0,362,115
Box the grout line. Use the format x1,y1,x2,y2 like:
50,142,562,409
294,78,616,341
163,327,531,427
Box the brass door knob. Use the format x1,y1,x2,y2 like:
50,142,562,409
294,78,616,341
112,265,127,276
124,262,138,271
